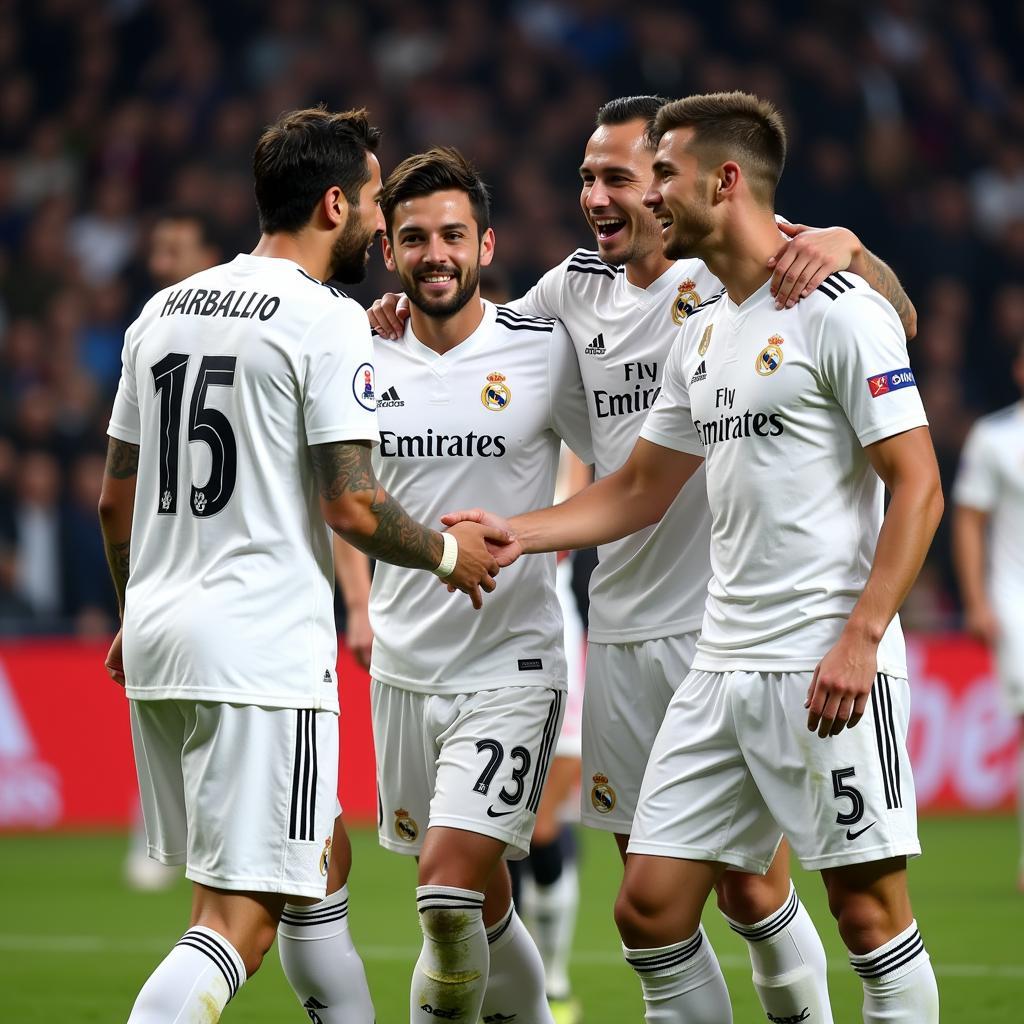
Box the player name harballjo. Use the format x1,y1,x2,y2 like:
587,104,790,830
158,287,282,321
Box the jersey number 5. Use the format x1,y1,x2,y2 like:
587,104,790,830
152,353,238,518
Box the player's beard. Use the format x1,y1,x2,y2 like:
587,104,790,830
329,217,378,284
662,194,714,261
405,261,481,318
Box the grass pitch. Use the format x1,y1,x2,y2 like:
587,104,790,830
1,817,1020,1021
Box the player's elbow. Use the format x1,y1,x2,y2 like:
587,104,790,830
322,490,376,544
903,305,918,341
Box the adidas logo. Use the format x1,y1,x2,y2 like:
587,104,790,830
689,360,707,384
584,333,607,356
303,997,328,1024
379,386,405,407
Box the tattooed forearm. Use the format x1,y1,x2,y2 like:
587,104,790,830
853,249,918,339
311,441,443,570
311,440,375,500
106,438,140,479
104,537,131,615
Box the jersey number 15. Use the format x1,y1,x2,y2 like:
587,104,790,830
151,352,238,518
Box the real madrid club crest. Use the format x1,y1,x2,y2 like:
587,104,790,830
671,279,701,325
319,836,332,876
394,808,419,842
756,334,784,376
481,371,511,411
590,773,616,814
698,323,713,357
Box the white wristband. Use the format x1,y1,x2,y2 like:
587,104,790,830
432,531,459,578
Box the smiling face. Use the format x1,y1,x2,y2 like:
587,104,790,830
643,128,716,261
579,120,664,266
329,152,386,284
383,188,495,318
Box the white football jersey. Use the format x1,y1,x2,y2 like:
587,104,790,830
641,271,928,675
368,301,593,695
108,254,379,710
509,250,721,642
953,403,1024,612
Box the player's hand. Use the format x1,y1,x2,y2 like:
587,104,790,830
441,508,522,567
105,627,126,687
367,292,410,340
768,222,860,310
444,520,514,609
964,601,1000,648
805,629,877,739
345,605,374,669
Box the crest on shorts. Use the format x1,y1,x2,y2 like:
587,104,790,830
590,773,616,814
394,808,419,842
481,372,511,411
319,836,332,876
755,335,784,376
671,279,701,325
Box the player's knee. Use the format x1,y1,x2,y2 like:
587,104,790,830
614,879,664,946
715,870,787,924
827,889,897,955
418,905,483,944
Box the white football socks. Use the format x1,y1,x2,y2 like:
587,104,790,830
623,927,733,1024
412,885,488,1023
127,925,245,1023
849,920,939,1023
724,883,833,1023
481,903,553,1022
278,885,375,1023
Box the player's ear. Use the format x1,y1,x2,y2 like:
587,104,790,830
381,233,397,271
322,185,347,229
479,227,496,268
716,162,741,201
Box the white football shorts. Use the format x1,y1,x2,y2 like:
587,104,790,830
554,558,585,761
581,631,699,833
372,681,565,859
628,670,921,872
130,700,339,898
994,607,1024,713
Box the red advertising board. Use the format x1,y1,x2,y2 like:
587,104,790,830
0,635,1018,831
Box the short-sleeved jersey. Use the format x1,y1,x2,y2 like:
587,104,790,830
509,250,721,642
953,403,1024,610
108,254,379,710
641,272,928,675
368,301,593,695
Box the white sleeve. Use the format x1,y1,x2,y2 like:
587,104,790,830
818,291,928,448
639,328,704,456
302,301,381,446
108,319,142,444
505,262,566,320
953,423,999,512
547,322,593,464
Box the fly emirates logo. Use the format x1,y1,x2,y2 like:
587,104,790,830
692,386,785,447
593,361,661,419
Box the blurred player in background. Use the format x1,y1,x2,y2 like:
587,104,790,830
381,94,917,1023
363,146,593,1024
953,338,1024,891
99,108,504,1024
123,206,222,892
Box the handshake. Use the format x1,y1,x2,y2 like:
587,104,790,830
437,509,522,609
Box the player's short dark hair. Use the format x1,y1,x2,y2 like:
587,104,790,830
649,91,787,204
596,95,669,136
380,146,491,238
253,106,382,235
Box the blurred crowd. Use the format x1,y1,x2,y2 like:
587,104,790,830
1,0,1022,635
